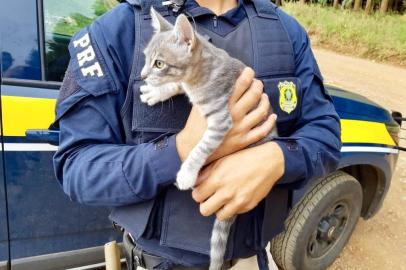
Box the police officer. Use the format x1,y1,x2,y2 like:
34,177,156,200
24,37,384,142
53,0,341,269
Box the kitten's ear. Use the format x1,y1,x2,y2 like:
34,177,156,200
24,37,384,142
150,7,173,32
174,14,196,51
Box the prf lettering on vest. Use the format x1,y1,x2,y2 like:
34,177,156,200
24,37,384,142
73,33,104,77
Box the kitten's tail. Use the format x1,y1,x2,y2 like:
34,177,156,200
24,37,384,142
209,217,236,270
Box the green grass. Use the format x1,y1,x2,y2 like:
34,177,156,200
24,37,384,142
281,3,406,66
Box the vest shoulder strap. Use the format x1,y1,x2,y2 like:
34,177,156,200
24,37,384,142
124,0,140,6
126,0,170,14
251,0,279,19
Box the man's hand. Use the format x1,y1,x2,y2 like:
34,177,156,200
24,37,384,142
176,67,277,163
192,142,285,220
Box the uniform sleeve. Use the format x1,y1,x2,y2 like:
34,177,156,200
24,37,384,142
53,4,181,206
53,93,181,206
274,10,342,187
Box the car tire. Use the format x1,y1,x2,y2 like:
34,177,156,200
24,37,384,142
270,171,362,270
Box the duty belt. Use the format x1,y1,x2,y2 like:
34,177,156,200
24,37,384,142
123,232,238,270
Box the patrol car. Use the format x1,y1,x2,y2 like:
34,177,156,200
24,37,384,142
0,0,403,269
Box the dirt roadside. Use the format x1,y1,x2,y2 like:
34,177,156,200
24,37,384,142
315,48,406,270
231,49,406,270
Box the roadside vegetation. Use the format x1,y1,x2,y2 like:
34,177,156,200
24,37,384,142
282,2,406,66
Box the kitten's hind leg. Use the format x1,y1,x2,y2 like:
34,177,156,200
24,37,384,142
140,83,183,106
176,113,232,190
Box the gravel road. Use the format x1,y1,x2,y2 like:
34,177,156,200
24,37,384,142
232,48,406,270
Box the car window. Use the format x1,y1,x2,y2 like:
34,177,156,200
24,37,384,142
0,0,41,80
43,0,118,82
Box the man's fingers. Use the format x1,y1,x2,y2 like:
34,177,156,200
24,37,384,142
195,164,213,186
192,172,217,203
242,93,270,130
199,190,231,217
229,67,255,105
233,79,263,119
216,203,239,221
245,114,277,144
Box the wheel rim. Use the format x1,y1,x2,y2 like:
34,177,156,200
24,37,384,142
307,200,350,259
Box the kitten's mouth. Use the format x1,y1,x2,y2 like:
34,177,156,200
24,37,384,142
146,78,168,87
145,78,158,86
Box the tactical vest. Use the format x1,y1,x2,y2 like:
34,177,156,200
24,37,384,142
110,0,301,269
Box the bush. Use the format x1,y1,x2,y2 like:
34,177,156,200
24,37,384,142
282,2,406,66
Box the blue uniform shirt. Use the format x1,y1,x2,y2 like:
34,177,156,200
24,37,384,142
53,0,341,261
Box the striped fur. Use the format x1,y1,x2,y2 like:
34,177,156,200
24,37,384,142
209,218,236,270
141,9,261,270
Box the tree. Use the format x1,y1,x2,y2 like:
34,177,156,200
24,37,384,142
365,0,374,13
380,0,390,12
333,0,340,8
392,0,403,12
353,0,362,10
342,0,354,9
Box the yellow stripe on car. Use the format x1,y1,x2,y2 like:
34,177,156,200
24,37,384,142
0,96,396,147
340,119,395,146
1,96,56,137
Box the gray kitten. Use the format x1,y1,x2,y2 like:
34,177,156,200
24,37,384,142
141,8,275,270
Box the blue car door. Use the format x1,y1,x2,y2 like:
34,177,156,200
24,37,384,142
0,79,9,270
1,1,120,269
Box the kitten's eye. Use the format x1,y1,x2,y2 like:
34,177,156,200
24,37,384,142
154,60,165,69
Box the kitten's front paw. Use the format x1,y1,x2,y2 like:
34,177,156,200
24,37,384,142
175,168,198,190
140,85,161,106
